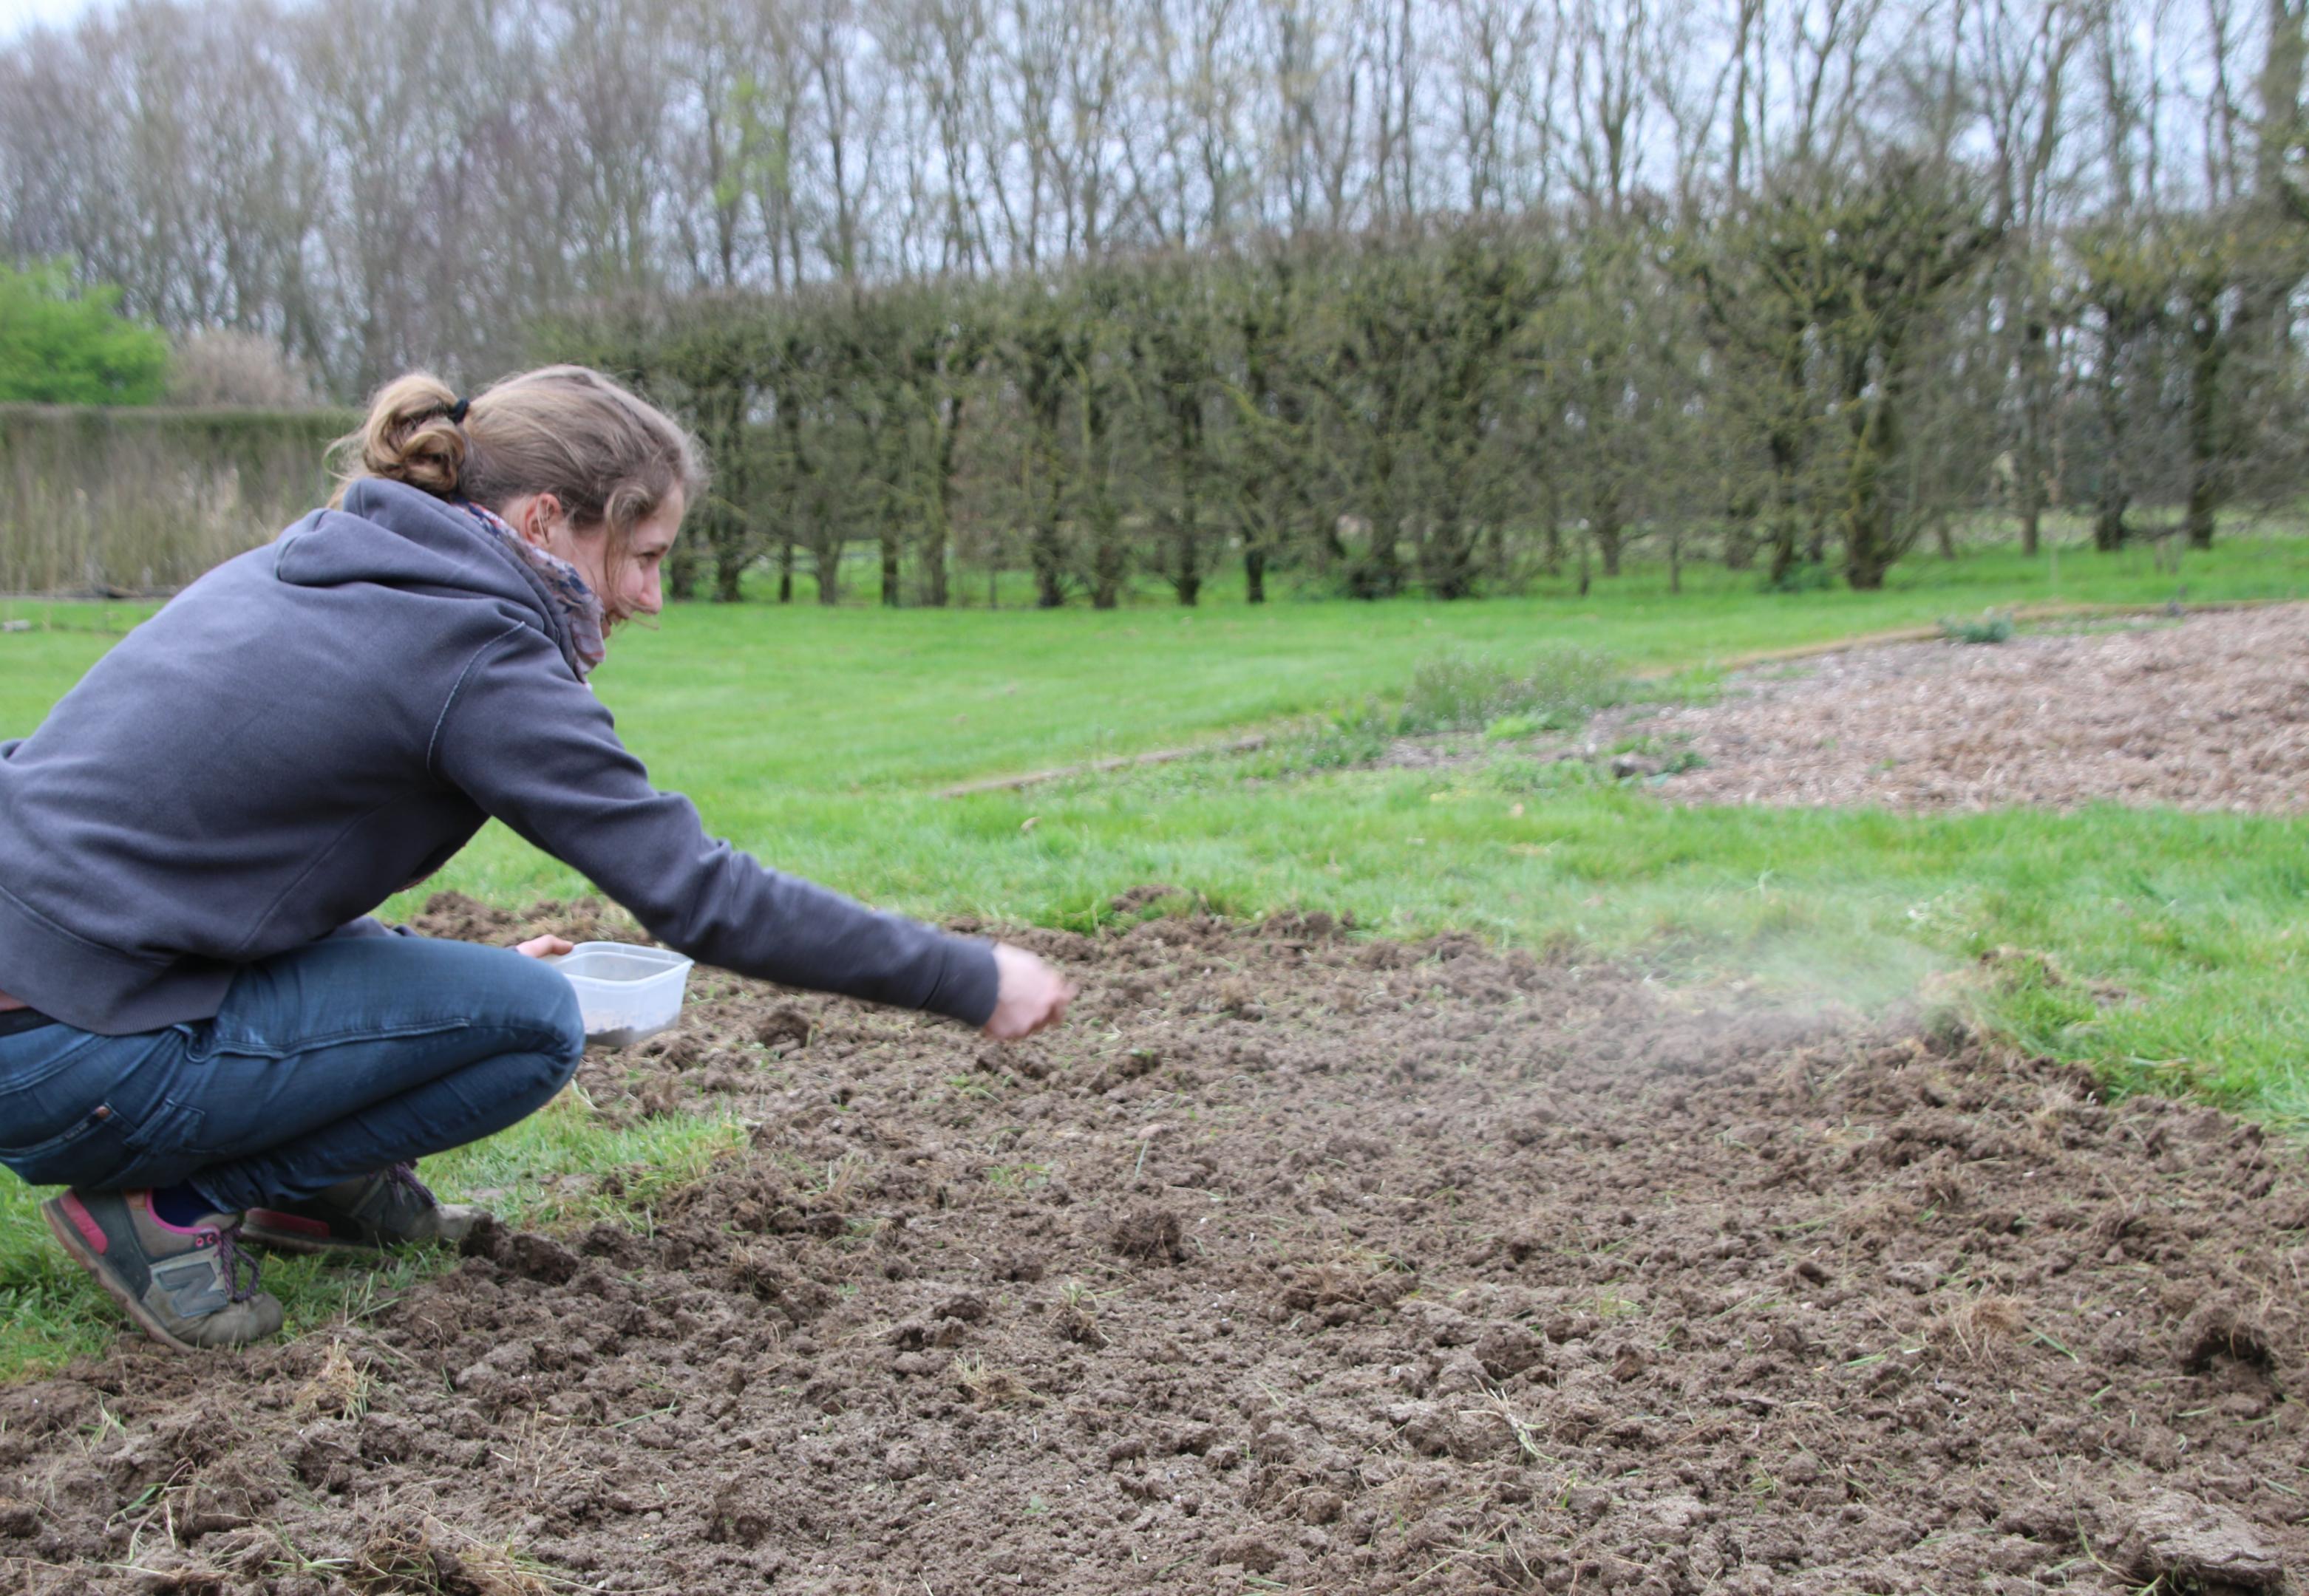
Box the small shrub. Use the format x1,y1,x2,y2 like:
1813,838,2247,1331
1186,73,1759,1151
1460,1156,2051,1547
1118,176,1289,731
0,262,167,404
1298,703,1392,769
166,328,323,408
1939,610,2015,645
1283,648,1621,772
1396,647,1622,737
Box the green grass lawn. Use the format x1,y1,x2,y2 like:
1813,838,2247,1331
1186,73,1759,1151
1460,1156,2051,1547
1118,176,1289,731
1,529,2305,1377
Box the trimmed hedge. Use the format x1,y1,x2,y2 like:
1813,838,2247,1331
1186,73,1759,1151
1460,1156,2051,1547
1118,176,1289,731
0,405,355,593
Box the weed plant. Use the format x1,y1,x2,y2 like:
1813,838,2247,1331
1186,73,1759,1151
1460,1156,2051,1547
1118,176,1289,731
1396,647,1622,734
1939,610,2017,644
1307,646,1624,765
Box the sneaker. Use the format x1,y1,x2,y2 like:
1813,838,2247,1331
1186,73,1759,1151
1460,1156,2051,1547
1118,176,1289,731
243,1163,483,1258
40,1190,283,1352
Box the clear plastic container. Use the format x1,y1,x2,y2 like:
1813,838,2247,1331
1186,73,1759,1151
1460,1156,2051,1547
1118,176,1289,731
548,941,694,1048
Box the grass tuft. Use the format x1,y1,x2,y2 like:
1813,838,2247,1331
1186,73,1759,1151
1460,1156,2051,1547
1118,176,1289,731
1395,646,1623,735
1938,610,2017,644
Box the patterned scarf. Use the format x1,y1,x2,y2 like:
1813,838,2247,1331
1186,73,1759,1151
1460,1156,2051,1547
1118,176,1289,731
453,499,607,679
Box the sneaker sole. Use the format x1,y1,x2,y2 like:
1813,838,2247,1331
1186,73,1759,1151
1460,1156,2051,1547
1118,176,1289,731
40,1196,197,1354
240,1211,389,1261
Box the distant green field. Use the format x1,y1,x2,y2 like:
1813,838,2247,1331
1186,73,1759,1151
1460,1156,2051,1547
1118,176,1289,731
3,528,2306,1377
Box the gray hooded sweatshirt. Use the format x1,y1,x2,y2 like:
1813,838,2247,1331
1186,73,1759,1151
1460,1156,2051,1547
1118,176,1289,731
0,477,999,1035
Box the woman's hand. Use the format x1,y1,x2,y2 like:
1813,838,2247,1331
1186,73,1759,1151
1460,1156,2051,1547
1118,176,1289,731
511,934,1067,1036
985,943,1073,1040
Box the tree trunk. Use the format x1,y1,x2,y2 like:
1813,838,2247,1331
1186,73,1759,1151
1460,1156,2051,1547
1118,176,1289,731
1424,536,1475,598
1174,516,1202,605
1033,518,1067,607
667,539,701,601
1244,545,1267,604
778,540,794,603
1766,513,1799,585
2185,482,2218,550
1349,461,1404,599
1766,417,1803,582
923,510,951,607
2184,289,2225,550
2016,313,2050,558
1360,519,1402,598
715,528,746,601
880,531,901,606
1085,459,1125,608
2095,329,2132,553
1540,473,1564,575
1594,488,1623,579
1596,530,1622,578
1030,432,1066,608
1721,491,1756,570
1841,395,1899,590
1420,474,1476,598
1089,493,1125,609
923,405,962,607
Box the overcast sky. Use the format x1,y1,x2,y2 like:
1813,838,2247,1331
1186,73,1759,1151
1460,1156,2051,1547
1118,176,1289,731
0,0,98,42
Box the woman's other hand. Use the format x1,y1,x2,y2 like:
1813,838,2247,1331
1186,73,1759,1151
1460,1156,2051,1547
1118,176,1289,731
985,943,1073,1040
514,935,574,959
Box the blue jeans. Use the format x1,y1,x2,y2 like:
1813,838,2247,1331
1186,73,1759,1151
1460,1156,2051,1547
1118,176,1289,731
0,936,585,1213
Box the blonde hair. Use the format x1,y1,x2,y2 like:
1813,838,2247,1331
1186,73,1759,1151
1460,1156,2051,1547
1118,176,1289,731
333,366,707,561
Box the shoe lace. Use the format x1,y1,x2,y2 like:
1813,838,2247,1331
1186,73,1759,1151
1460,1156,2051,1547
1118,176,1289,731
213,1220,262,1304
384,1162,438,1208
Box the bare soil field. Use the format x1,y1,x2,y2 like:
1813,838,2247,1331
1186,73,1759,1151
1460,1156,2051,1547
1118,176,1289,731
4,897,2305,1595
1606,602,2309,813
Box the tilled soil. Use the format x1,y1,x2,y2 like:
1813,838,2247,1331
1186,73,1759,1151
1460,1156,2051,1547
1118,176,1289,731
1606,603,2309,813
4,901,2305,1595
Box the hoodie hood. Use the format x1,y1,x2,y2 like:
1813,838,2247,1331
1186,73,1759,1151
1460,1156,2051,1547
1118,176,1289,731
275,477,586,679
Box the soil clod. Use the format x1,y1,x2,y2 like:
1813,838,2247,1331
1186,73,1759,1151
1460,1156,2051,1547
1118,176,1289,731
2115,1490,2288,1592
752,1006,812,1051
1111,1204,1184,1262
2179,1298,2280,1374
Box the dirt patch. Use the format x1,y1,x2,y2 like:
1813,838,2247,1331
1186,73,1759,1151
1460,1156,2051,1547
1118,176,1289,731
1609,604,2309,813
4,908,2307,1594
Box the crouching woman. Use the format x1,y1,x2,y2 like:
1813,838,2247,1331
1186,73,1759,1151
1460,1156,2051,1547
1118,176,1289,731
0,366,1070,1351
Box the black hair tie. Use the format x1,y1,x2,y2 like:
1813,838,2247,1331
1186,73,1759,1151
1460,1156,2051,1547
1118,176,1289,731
445,397,470,424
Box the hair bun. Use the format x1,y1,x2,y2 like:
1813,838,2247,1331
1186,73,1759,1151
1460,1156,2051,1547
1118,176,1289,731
353,372,469,497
